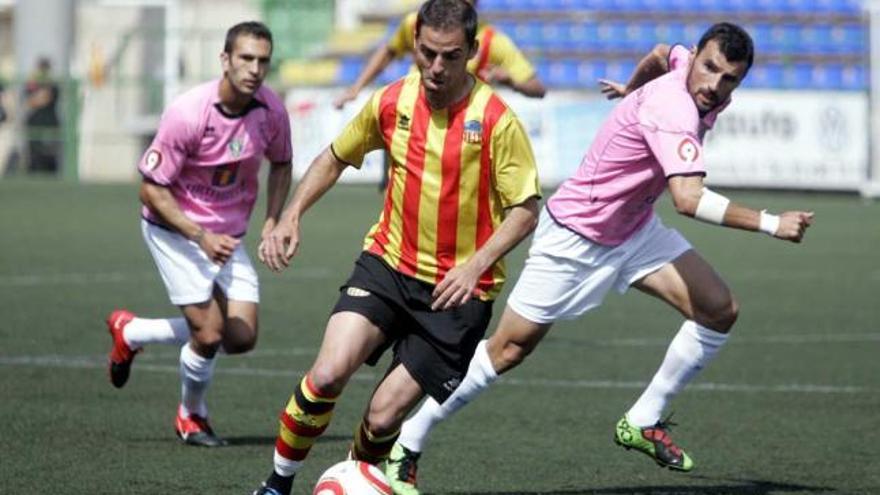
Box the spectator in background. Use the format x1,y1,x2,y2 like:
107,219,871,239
24,57,61,174
0,80,7,124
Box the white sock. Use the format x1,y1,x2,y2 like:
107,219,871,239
626,320,729,427
398,340,498,452
273,451,302,477
123,317,190,349
179,343,216,418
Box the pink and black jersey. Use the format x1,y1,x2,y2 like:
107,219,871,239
138,79,292,236
547,45,728,246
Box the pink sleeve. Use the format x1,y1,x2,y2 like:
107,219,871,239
138,105,194,185
265,106,293,163
639,94,706,177
668,44,691,72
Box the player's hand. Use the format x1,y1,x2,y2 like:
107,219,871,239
598,79,628,99
259,221,300,272
198,231,240,265
332,88,358,110
773,211,815,243
431,263,482,311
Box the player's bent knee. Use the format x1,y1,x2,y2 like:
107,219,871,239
696,294,739,333
222,338,256,354
363,408,401,438
307,366,347,397
189,327,224,349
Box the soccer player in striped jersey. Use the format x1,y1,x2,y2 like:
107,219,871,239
385,22,815,494
332,0,546,111
252,2,540,494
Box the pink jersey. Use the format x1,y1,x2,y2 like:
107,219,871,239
138,79,292,236
547,45,728,246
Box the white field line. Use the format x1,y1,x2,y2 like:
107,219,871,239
0,354,871,395
68,332,880,364
0,267,334,287
3,268,879,287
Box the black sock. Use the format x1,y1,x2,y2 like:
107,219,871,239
266,470,294,495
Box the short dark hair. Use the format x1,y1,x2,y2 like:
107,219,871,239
415,0,478,49
697,22,755,73
224,21,273,54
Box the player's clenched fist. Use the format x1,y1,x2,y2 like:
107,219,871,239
774,211,815,243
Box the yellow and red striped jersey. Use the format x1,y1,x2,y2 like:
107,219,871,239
331,72,540,300
386,12,536,86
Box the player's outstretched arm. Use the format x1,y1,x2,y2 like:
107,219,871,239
599,43,671,99
333,46,396,110
431,197,540,310
667,175,814,243
260,147,349,272
140,181,240,265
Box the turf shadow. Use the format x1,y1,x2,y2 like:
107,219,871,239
222,434,352,447
427,478,834,495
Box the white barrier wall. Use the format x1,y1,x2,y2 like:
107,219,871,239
287,87,870,191
704,91,869,190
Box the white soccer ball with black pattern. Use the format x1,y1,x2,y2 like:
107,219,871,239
312,460,392,495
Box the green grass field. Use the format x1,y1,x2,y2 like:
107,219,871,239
1,179,878,494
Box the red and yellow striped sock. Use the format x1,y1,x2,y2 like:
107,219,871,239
274,374,338,465
351,419,399,465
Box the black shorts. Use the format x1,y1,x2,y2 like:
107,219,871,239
332,252,493,403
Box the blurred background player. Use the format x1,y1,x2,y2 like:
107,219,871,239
332,0,546,111
252,1,540,493
333,0,546,192
384,22,815,494
104,21,292,447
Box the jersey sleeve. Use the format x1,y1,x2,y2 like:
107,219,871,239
330,91,385,168
487,31,536,84
386,13,417,58
265,106,293,163
668,44,691,72
490,112,541,207
138,104,195,185
638,92,706,177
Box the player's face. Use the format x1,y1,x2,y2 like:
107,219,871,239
221,35,272,96
414,24,476,100
686,39,748,114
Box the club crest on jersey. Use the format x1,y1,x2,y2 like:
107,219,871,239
397,114,411,131
212,162,240,187
145,149,162,170
228,138,244,158
677,137,700,163
463,120,482,144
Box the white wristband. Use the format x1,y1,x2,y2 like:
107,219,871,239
759,210,780,236
694,187,730,225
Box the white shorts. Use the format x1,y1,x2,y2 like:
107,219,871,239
507,209,691,324
141,220,260,306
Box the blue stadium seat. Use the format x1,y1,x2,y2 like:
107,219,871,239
840,64,867,90
376,59,410,85
537,59,579,87
782,63,814,88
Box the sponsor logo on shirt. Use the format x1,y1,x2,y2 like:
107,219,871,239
145,149,162,170
228,138,244,158
677,137,700,163
397,114,411,131
346,287,371,297
212,162,240,187
463,120,482,144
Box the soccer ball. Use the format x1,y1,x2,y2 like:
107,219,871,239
312,460,392,495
